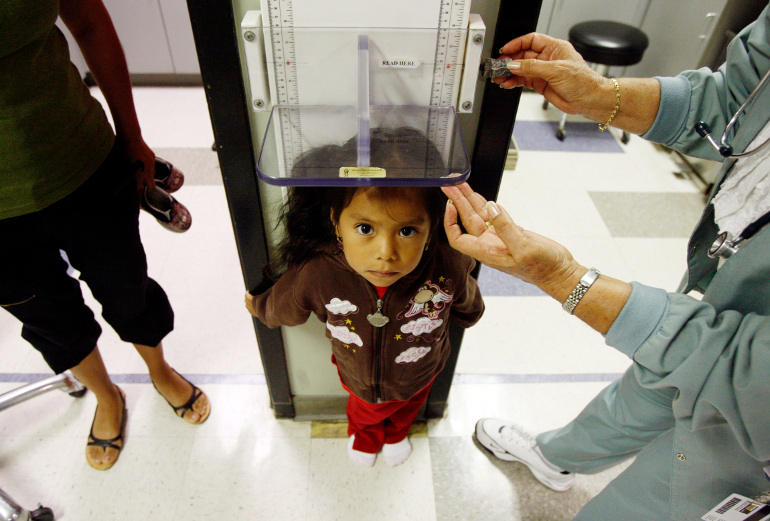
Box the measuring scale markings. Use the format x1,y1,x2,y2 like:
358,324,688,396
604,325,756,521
428,0,467,165
263,0,469,181
268,0,303,174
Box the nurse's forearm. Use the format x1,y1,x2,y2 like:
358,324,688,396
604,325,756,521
582,77,661,136
542,264,633,335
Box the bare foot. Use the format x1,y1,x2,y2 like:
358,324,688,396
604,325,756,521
86,386,126,470
151,367,210,424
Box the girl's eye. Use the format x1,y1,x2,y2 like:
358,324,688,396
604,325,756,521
400,227,418,238
355,224,373,235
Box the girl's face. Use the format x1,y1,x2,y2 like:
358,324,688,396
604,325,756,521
333,189,431,288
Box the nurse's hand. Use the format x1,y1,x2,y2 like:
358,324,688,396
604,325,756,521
494,33,615,122
493,32,660,135
442,182,632,334
441,183,579,297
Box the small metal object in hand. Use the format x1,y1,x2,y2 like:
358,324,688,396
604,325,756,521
480,58,514,79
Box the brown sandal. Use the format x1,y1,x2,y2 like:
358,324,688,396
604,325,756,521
86,386,127,471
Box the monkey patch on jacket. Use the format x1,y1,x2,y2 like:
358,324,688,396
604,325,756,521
250,243,484,403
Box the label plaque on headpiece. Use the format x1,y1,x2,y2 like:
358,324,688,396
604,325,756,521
339,167,387,178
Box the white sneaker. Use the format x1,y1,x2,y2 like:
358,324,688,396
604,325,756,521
347,435,376,467
382,437,412,467
474,418,574,492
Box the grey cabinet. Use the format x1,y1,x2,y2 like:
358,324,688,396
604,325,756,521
535,0,731,78
157,0,200,74
103,0,176,75
537,0,650,41
60,0,200,83
625,0,728,78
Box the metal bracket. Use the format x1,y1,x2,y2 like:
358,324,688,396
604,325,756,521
457,13,486,113
241,11,270,112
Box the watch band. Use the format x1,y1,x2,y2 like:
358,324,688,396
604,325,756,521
562,268,601,314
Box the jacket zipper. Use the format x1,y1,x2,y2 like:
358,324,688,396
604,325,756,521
371,292,388,403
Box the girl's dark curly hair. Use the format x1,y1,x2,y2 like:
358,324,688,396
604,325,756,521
274,127,448,270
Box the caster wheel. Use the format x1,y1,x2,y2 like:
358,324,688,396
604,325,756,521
30,506,55,521
621,131,630,144
542,99,549,110
556,128,566,141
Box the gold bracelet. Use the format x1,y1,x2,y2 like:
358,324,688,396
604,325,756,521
598,78,620,132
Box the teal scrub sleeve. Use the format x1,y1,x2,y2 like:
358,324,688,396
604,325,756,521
605,282,770,462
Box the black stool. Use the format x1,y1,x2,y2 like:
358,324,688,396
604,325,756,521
547,20,649,143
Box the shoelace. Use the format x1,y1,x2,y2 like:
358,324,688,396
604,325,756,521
499,424,535,449
499,424,570,475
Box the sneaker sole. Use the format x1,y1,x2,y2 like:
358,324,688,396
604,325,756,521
473,432,517,462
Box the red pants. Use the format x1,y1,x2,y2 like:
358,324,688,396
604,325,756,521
346,381,433,454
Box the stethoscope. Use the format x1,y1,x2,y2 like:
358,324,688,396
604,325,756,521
695,67,770,158
708,209,770,259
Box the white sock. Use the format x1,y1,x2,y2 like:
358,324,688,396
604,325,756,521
347,435,376,467
382,437,412,467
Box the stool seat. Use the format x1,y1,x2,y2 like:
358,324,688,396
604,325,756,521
569,21,649,66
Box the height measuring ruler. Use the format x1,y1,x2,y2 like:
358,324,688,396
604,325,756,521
263,0,471,175
428,0,468,153
266,0,301,173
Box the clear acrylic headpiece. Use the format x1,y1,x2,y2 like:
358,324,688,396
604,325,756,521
253,27,473,186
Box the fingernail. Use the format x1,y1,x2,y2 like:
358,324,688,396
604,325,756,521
498,47,505,54
486,201,501,219
507,61,521,70
446,199,453,205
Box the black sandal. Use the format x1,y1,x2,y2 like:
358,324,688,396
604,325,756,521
153,370,210,425
86,386,127,471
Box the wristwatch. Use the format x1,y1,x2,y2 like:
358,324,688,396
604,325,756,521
562,268,601,315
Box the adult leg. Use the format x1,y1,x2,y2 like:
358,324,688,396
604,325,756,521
134,342,210,423
571,429,675,521
0,211,124,469
538,366,676,473
50,146,209,424
69,348,125,468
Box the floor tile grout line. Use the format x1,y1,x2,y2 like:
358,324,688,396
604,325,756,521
0,372,623,385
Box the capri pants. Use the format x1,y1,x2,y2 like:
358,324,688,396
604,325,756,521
0,145,174,373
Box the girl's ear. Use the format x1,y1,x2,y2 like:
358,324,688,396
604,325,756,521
330,209,339,235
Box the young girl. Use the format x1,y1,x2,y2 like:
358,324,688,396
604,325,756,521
245,128,484,467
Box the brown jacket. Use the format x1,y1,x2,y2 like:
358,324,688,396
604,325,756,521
250,243,484,403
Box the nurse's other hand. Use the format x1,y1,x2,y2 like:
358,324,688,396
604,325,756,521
441,183,579,296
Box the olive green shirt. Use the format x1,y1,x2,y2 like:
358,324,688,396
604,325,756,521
0,0,114,220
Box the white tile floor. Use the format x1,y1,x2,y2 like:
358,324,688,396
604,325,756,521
0,88,703,520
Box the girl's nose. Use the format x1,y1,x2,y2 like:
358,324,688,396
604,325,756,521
376,235,397,260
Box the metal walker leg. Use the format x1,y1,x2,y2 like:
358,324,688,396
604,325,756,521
0,487,54,521
0,372,86,521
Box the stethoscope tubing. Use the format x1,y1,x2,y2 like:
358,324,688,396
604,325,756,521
697,66,770,158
